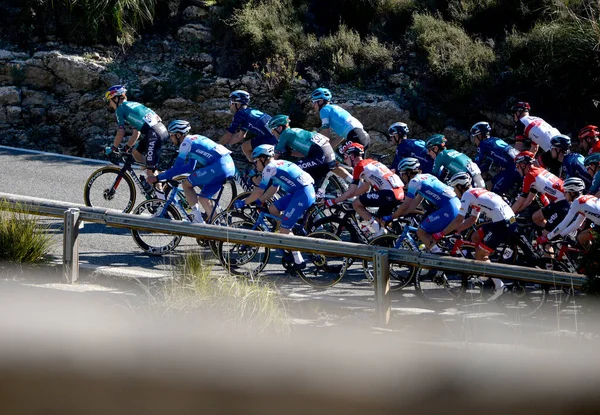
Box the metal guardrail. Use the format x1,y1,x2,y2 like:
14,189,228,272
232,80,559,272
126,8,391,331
0,192,587,325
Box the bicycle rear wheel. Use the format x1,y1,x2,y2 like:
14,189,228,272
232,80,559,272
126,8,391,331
295,231,350,288
362,235,417,291
217,220,270,278
84,166,137,213
131,199,183,255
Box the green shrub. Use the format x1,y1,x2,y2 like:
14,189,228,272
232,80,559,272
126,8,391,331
0,202,53,263
411,13,496,97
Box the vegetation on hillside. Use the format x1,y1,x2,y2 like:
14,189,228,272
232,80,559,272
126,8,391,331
4,0,600,126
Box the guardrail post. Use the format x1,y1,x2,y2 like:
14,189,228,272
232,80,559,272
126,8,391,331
373,250,391,326
62,208,80,284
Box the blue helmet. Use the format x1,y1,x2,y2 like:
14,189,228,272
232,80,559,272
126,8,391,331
388,122,409,138
251,144,275,159
550,134,571,150
469,121,491,142
311,88,332,102
229,90,250,105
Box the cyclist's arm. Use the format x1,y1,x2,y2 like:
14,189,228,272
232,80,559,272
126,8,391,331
227,130,247,146
242,186,266,205
512,192,535,213
125,128,140,148
219,131,233,145
353,181,371,197
112,126,126,148
333,183,358,204
391,195,422,219
547,209,585,240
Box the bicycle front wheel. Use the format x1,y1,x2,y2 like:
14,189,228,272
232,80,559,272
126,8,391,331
131,199,183,255
362,235,417,291
84,165,137,213
217,220,270,278
295,231,350,288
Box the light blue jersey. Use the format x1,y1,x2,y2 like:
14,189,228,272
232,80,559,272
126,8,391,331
406,173,458,207
259,159,314,194
319,104,363,139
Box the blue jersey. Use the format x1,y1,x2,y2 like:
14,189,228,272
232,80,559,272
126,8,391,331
227,107,275,140
405,173,458,207
562,152,592,190
157,135,231,181
589,171,600,194
475,137,518,173
319,104,363,139
390,139,433,174
259,159,314,194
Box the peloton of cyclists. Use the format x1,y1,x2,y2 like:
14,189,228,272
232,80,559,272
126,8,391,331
104,85,168,184
426,134,486,188
219,90,278,162
147,120,235,223
388,121,433,174
547,134,592,190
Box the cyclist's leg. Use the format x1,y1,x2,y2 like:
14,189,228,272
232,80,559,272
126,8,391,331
347,128,371,152
418,199,460,250
187,160,230,220
279,186,315,267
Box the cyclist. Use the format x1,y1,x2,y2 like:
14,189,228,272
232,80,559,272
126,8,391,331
577,125,600,155
512,151,569,239
234,144,316,271
311,87,370,151
324,143,404,237
433,172,517,300
104,85,168,183
268,114,336,185
511,101,558,167
541,178,598,249
470,121,520,197
147,120,235,223
384,157,460,252
548,134,591,189
219,90,277,162
426,134,485,188
388,122,433,174
584,153,600,197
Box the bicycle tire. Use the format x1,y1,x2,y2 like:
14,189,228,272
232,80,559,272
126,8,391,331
217,220,270,278
362,234,417,291
295,231,350,288
131,199,183,255
84,165,137,213
207,211,252,257
217,176,239,211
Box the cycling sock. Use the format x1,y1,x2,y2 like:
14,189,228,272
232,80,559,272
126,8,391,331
292,251,304,264
192,206,204,223
492,278,504,290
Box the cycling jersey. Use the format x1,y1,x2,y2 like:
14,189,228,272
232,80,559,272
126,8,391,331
115,101,161,130
390,139,434,174
406,174,457,207
431,149,481,179
590,171,600,194
458,188,515,223
275,128,329,157
319,104,363,139
515,115,559,152
475,137,518,173
548,195,600,239
521,165,565,204
561,152,592,189
590,140,600,155
227,107,277,148
352,159,404,199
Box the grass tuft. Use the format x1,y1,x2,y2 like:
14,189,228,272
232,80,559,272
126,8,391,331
0,201,53,263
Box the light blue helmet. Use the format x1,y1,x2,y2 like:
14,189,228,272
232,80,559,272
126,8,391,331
251,144,275,159
311,88,332,102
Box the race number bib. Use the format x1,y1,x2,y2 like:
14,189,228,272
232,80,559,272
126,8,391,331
466,162,481,176
311,133,328,147
143,112,161,127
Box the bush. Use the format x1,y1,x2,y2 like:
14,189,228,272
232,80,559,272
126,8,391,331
411,13,496,98
0,202,53,263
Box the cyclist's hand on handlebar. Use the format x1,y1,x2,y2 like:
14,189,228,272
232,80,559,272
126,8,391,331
122,144,132,154
536,235,549,245
105,145,119,156
324,199,336,208
381,215,393,224
233,199,246,210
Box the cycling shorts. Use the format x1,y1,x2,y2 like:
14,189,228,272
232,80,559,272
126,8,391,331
477,219,517,253
346,128,371,150
358,189,404,216
420,197,460,234
250,134,278,149
540,199,570,231
273,185,316,230
187,155,236,198
138,122,168,170
297,143,336,182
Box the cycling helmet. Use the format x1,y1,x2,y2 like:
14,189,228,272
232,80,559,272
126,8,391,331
251,144,275,159
514,151,535,165
562,177,586,193
469,121,491,142
584,152,600,166
397,157,420,172
267,114,290,130
425,134,447,149
229,90,250,105
311,88,332,102
167,120,191,135
550,134,571,150
340,142,365,156
388,122,409,138
448,172,472,187
105,85,127,101
511,101,531,114
578,125,599,140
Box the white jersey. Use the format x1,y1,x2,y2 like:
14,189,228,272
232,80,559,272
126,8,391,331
458,188,515,222
518,116,559,152
548,195,600,239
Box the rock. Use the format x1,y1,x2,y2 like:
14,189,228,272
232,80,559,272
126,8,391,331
0,86,21,105
345,99,409,132
163,97,195,110
42,51,106,91
6,106,22,124
22,89,54,107
388,72,411,86
177,24,212,43
183,6,208,20
0,107,6,124
23,64,55,89
0,50,15,60
141,65,160,75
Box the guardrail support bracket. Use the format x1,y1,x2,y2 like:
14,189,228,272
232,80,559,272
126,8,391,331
63,208,80,283
374,250,391,326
